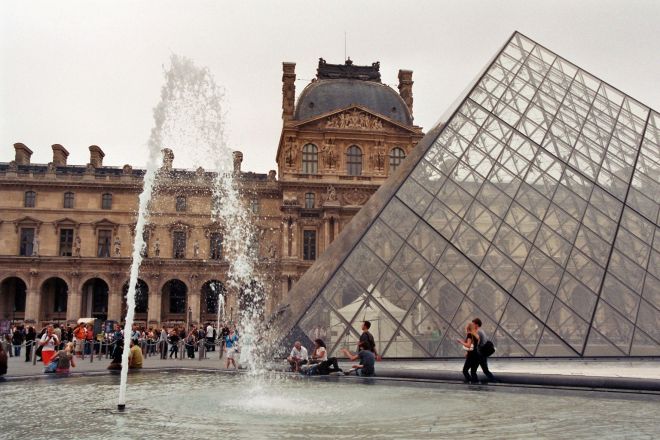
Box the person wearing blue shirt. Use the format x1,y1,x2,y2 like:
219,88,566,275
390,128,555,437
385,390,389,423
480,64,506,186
224,329,239,370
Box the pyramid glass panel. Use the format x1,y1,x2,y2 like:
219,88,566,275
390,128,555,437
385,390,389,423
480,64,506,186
281,32,660,358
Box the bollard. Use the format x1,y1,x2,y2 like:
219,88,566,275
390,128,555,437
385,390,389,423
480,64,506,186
198,339,205,361
90,341,94,363
32,341,37,366
179,341,184,361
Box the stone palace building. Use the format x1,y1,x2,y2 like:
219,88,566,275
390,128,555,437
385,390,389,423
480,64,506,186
0,59,424,328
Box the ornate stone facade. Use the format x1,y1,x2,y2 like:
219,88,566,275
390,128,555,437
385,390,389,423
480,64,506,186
0,59,424,329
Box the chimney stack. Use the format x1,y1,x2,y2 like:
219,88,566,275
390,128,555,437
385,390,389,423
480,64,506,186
233,151,243,175
52,144,69,166
161,148,174,170
282,62,296,121
398,69,414,118
88,145,105,168
14,143,33,165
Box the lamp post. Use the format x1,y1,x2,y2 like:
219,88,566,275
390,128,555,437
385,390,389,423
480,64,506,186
187,307,192,333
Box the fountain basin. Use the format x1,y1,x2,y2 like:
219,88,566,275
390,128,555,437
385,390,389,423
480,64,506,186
1,371,659,438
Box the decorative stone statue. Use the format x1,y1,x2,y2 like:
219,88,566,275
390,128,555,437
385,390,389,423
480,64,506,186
284,137,297,168
154,238,161,257
113,236,121,257
327,185,337,201
193,241,200,258
73,236,81,257
32,236,39,257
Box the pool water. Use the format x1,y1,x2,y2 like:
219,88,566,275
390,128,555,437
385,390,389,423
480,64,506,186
1,371,659,439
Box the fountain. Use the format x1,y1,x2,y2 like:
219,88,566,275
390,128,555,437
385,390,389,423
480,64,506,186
118,54,264,410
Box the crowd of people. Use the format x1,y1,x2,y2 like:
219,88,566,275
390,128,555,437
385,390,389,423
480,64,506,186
0,321,243,376
1,316,499,383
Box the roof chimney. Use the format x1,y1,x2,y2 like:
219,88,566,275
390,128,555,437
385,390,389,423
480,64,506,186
233,151,243,175
52,144,69,166
88,145,105,168
282,62,296,121
398,69,414,119
14,143,33,165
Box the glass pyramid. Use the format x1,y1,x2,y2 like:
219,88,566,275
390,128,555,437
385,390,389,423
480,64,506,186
279,32,660,358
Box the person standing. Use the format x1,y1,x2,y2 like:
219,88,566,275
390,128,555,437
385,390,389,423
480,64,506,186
168,329,180,359
358,321,381,360
456,322,479,383
39,325,60,365
73,322,86,357
24,326,36,362
206,323,215,353
12,326,24,357
224,329,239,370
471,318,496,383
159,328,168,360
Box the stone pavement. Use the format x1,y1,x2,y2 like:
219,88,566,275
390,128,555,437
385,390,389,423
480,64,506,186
3,352,660,392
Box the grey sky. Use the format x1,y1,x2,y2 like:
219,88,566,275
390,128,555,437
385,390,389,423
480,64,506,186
2,0,659,173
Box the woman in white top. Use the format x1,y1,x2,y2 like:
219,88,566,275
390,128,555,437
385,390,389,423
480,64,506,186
39,325,60,365
312,339,328,362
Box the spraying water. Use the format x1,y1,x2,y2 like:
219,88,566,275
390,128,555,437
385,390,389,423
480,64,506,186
118,54,265,409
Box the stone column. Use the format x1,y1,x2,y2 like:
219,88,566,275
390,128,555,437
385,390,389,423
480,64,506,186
291,219,299,258
334,217,340,241
107,272,122,322
147,274,162,326
24,289,40,324
282,218,290,258
188,274,201,326
66,272,82,323
323,216,330,252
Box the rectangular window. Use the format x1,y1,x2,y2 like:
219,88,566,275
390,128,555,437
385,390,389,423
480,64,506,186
64,192,74,209
97,229,112,257
303,230,317,261
305,192,315,209
102,193,113,210
173,231,186,259
19,228,35,256
24,191,36,208
176,196,186,212
59,229,74,256
210,233,223,260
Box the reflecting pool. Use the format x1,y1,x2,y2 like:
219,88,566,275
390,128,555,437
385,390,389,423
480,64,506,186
1,372,659,439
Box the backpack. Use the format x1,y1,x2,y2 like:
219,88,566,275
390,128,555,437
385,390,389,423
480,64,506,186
479,340,496,357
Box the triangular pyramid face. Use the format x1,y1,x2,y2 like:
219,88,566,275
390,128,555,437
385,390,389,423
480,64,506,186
275,32,660,358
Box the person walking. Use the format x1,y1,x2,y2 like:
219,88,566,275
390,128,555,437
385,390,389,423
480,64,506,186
456,322,479,383
471,318,497,383
168,329,180,359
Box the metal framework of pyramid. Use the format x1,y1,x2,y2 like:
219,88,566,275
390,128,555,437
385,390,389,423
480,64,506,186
276,32,660,358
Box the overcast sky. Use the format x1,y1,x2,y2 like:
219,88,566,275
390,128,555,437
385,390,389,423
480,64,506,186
2,0,659,174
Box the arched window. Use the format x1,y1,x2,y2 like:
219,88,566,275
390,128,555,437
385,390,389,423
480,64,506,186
302,143,318,174
101,193,112,210
389,147,406,173
346,145,363,176
64,192,74,209
24,191,36,208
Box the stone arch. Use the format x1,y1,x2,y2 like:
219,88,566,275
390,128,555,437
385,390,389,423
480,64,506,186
200,280,226,324
0,276,28,322
122,279,149,323
40,277,68,323
161,279,188,324
80,277,109,321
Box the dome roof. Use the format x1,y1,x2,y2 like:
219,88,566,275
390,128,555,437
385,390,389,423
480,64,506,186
294,79,412,125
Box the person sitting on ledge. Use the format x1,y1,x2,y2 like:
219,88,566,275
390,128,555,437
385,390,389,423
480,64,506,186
128,340,143,370
287,341,308,373
107,340,123,370
340,341,375,377
305,339,342,376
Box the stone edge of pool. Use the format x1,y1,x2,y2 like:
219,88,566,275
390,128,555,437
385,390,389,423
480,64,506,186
3,366,660,394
